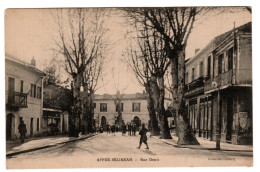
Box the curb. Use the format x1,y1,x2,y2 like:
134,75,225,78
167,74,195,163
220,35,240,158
151,136,253,152
6,133,99,158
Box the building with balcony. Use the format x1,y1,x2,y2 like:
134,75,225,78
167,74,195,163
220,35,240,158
185,22,252,145
93,92,172,130
5,54,45,140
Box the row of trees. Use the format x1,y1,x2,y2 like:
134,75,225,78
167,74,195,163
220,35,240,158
124,8,202,144
50,7,250,144
52,9,109,136
123,7,250,145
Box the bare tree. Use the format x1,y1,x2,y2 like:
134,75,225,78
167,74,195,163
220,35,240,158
83,52,106,133
124,17,172,138
53,8,108,136
124,7,203,144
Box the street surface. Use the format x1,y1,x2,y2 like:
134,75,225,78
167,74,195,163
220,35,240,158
7,133,253,169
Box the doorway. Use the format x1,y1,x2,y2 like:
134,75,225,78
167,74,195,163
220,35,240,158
101,116,107,130
226,97,233,142
6,113,15,140
30,118,34,137
133,116,141,129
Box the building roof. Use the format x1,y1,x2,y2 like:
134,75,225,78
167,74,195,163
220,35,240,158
5,53,45,75
186,22,252,66
94,93,147,100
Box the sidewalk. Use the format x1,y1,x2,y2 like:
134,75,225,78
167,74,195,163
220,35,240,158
6,133,98,157
152,133,253,152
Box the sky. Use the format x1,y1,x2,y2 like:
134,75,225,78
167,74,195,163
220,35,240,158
5,8,251,95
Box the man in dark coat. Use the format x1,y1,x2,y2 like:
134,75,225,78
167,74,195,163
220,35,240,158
132,123,137,136
122,123,126,136
18,120,27,143
137,123,149,149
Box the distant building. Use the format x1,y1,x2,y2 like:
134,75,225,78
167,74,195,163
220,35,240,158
93,92,172,130
5,54,45,140
184,22,252,145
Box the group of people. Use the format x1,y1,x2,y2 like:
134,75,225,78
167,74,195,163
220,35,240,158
121,122,137,136
102,122,149,149
106,124,118,136
17,120,149,150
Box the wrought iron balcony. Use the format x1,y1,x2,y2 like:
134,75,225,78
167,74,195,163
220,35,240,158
184,76,207,98
204,69,252,93
6,91,28,111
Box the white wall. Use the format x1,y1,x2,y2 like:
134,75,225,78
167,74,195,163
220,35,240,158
5,59,44,139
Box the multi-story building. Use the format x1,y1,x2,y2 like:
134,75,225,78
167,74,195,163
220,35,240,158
93,92,172,130
5,54,45,140
185,22,252,145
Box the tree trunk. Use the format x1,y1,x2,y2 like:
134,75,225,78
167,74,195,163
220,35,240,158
69,73,83,137
145,82,160,136
87,92,95,133
170,49,199,145
150,76,172,139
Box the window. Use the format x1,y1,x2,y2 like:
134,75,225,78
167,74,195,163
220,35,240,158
100,103,107,112
191,68,195,81
37,118,39,131
228,48,233,70
199,61,204,77
116,103,124,112
30,84,36,97
185,72,189,84
132,102,141,112
94,103,96,108
20,80,24,93
37,86,42,99
207,56,211,78
218,54,223,75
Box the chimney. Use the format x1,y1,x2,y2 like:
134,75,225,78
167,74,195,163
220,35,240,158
195,48,200,54
31,56,36,66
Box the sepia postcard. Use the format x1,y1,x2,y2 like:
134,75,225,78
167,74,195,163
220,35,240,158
4,7,253,169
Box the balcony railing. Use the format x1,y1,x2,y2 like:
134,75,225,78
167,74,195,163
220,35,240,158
7,91,28,110
184,76,208,97
185,76,207,91
204,69,252,92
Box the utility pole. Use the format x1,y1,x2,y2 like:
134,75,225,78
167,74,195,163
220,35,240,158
216,85,221,150
212,81,221,150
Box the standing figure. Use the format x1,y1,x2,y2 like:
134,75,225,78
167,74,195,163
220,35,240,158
128,123,132,136
107,124,111,134
111,125,116,136
137,123,149,149
122,123,126,136
18,120,27,143
132,123,137,136
100,126,104,133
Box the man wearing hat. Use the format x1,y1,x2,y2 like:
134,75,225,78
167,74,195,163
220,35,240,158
137,123,149,149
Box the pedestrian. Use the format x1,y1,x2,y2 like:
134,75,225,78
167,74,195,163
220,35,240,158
132,123,136,136
18,120,27,143
100,126,104,133
122,123,126,136
111,125,116,136
128,123,132,136
107,124,110,134
137,123,149,149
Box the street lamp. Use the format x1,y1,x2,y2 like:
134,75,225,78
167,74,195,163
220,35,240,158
212,81,221,150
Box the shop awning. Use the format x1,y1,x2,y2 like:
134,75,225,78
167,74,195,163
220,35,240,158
43,108,62,118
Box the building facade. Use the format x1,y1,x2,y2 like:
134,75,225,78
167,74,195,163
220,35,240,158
43,82,72,135
93,93,172,130
5,54,45,140
185,22,252,145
